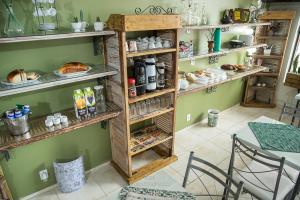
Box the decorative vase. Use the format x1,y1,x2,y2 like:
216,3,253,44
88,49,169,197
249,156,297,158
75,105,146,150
208,41,214,53
71,22,81,32
94,22,104,31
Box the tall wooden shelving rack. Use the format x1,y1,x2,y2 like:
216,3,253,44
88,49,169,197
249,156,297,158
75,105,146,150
104,14,181,183
242,11,296,108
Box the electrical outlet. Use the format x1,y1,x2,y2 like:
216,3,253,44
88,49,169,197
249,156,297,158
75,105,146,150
39,169,48,182
186,114,191,122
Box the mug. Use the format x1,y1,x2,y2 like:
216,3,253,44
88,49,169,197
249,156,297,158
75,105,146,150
129,40,137,52
155,41,163,48
148,41,156,49
163,40,171,48
149,36,156,43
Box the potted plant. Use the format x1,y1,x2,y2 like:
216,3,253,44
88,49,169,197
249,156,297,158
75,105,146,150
285,53,300,89
206,29,214,53
71,17,81,32
293,54,299,73
94,17,104,32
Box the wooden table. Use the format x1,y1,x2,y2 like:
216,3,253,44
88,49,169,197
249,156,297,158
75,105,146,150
234,116,300,171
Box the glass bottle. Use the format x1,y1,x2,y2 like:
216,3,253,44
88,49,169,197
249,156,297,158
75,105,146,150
94,85,106,113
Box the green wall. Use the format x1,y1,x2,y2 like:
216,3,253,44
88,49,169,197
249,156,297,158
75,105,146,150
0,0,250,198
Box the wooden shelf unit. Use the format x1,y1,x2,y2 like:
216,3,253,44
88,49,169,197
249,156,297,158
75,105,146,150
105,14,180,183
242,11,296,108
0,102,121,151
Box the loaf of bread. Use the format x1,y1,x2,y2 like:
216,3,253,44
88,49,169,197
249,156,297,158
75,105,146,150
7,69,27,83
58,62,88,74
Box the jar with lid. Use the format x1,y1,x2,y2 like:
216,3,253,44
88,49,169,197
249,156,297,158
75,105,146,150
94,85,106,113
128,78,137,98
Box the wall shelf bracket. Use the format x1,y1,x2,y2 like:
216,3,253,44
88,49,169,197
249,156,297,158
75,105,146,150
208,55,220,64
1,150,10,161
93,36,103,56
206,86,217,94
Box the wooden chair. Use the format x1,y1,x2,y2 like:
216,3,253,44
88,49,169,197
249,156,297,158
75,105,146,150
279,103,300,128
229,134,300,200
183,151,244,200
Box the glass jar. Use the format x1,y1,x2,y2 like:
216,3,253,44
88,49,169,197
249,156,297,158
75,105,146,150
155,98,161,110
130,104,136,118
128,78,137,98
140,101,147,115
94,85,106,113
145,100,151,113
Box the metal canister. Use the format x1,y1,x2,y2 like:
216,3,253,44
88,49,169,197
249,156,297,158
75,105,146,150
6,110,15,119
14,109,23,118
22,105,30,115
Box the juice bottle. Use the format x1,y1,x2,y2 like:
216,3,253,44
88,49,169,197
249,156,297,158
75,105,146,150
73,89,87,119
84,87,96,116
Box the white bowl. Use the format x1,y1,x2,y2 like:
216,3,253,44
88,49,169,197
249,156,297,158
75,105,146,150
39,23,56,31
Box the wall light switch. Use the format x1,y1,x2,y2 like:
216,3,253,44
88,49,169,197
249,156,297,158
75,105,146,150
39,169,48,182
187,114,191,122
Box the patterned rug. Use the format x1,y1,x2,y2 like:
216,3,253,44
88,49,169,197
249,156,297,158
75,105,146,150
248,122,300,153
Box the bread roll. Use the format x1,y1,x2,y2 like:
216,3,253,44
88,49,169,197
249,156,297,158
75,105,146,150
26,72,39,80
58,62,88,74
7,69,27,83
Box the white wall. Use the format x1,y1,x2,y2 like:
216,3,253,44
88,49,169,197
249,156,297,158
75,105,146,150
269,3,300,106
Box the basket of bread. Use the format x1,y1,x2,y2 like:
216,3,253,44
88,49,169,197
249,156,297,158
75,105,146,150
1,69,40,86
54,62,91,77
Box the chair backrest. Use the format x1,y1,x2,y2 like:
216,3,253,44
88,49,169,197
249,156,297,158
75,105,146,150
229,134,286,200
279,103,300,127
183,151,244,200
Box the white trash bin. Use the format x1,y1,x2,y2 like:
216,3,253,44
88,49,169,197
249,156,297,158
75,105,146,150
53,156,85,193
208,109,220,127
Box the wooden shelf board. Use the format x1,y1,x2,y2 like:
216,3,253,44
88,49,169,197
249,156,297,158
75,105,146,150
128,88,175,104
252,54,282,59
256,36,287,40
241,100,276,108
111,155,177,184
254,72,279,77
129,107,174,125
130,129,172,156
179,44,267,61
0,65,117,97
249,86,276,91
182,22,271,30
0,30,115,44
127,48,177,58
178,66,266,96
129,155,177,184
0,102,121,151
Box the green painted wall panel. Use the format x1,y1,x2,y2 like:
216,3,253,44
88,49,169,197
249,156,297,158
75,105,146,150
0,0,251,198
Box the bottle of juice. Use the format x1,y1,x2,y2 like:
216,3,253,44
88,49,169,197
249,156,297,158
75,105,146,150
84,87,96,116
73,89,87,119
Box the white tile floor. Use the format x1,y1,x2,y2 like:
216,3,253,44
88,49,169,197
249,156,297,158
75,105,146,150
27,104,299,200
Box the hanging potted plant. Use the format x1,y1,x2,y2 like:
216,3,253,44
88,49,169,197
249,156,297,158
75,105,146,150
206,29,214,53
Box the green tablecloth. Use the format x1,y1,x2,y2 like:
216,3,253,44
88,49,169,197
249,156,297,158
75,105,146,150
248,122,300,153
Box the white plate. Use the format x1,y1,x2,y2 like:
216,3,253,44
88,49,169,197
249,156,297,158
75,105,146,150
1,74,40,86
54,66,92,78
